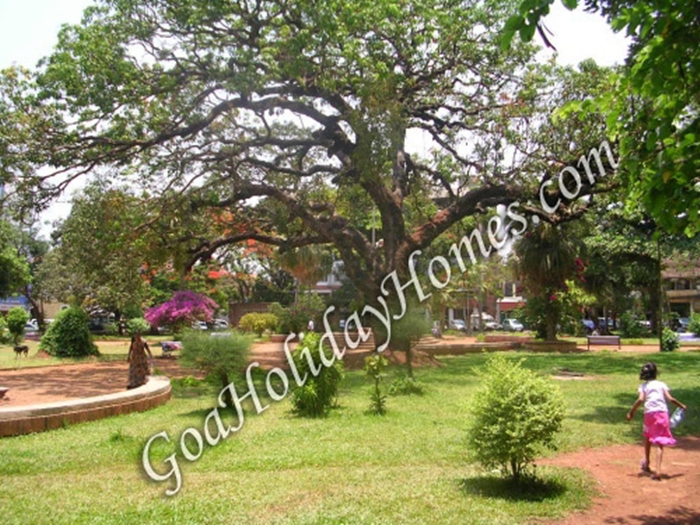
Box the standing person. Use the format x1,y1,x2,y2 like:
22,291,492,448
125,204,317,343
127,332,154,389
626,362,686,480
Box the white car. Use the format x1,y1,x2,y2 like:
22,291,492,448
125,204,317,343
503,318,524,332
448,319,467,332
484,320,502,331
214,319,229,330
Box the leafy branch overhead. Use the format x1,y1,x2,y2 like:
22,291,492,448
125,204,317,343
504,0,700,236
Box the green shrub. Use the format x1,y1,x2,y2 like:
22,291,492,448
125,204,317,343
389,374,426,396
619,311,647,338
104,322,119,336
270,294,326,334
467,354,565,482
126,317,151,335
688,313,700,337
289,332,344,417
661,327,680,352
6,307,29,345
364,353,388,415
0,315,11,344
238,312,278,336
180,330,253,407
39,307,99,357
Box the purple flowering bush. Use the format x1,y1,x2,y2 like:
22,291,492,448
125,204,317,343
145,290,219,333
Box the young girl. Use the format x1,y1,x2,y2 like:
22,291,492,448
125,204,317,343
626,362,686,480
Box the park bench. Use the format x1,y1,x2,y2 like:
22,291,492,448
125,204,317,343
160,341,182,358
586,334,621,351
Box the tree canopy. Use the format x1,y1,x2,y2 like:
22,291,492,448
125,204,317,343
0,0,619,307
504,0,700,235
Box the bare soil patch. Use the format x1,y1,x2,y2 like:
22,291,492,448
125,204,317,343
538,437,700,525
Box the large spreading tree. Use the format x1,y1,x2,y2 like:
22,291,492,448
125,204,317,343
2,0,619,340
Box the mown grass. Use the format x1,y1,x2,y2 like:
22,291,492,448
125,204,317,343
0,350,698,525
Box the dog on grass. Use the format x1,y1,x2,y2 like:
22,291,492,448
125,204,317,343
13,345,29,358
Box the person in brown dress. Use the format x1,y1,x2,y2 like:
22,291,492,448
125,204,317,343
127,332,153,389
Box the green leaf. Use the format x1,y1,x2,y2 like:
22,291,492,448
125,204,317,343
519,22,537,42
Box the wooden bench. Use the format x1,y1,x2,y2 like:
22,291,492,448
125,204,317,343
587,335,621,351
160,341,182,357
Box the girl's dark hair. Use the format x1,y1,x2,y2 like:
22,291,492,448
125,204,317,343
640,362,657,381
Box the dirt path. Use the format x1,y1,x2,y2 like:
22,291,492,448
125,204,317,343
539,437,700,525
1,340,698,524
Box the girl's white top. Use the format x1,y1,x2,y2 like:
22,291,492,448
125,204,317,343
639,380,669,413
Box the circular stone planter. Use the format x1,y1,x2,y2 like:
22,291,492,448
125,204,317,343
0,376,171,437
524,340,579,353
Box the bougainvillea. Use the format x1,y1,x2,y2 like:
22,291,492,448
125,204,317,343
145,290,219,331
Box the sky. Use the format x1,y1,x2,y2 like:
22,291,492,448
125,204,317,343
0,0,630,236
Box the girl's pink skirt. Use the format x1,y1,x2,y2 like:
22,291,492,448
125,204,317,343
643,411,677,446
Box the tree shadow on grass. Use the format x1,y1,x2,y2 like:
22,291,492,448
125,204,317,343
458,474,567,503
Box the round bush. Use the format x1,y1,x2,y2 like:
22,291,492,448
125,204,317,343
661,327,680,352
467,354,565,481
40,307,99,357
126,317,151,335
688,314,700,337
0,315,12,345
289,332,344,417
6,307,29,345
238,312,278,336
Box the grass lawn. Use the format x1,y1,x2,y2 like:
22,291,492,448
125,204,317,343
0,350,698,525
0,336,173,369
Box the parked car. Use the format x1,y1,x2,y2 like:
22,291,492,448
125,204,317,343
447,319,467,332
484,320,502,331
502,318,524,332
581,319,596,334
674,317,690,332
25,318,39,332
213,319,229,330
192,321,208,330
598,317,615,331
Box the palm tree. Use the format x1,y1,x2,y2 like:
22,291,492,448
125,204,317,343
514,222,579,341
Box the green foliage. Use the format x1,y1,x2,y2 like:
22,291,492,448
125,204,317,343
388,374,426,396
379,302,431,378
364,353,388,415
6,307,29,345
104,322,119,336
467,354,565,481
0,315,11,344
514,223,581,341
289,333,344,418
180,330,253,384
238,312,279,336
506,0,700,235
619,311,647,338
39,307,99,358
688,313,700,338
126,317,151,335
269,294,326,334
661,327,680,352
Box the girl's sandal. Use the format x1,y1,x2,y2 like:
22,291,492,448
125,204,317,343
640,460,652,473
